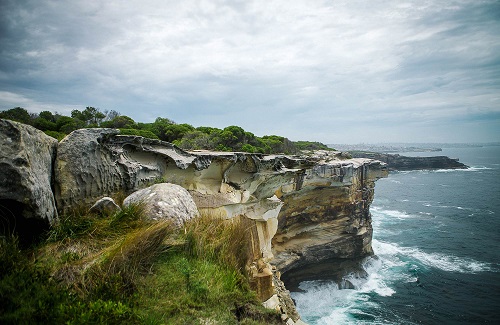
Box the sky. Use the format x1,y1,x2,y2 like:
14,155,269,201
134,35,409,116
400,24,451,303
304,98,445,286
1,0,499,144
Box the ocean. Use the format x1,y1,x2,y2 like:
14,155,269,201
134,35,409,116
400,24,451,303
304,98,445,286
289,145,500,324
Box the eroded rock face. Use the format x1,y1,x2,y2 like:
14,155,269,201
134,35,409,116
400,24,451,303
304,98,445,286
271,152,388,273
0,119,58,238
123,183,199,227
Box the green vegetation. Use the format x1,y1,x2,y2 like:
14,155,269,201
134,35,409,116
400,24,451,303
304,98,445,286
0,204,281,324
0,106,332,154
294,141,332,151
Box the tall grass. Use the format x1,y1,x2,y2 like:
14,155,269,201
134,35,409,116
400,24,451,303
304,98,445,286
1,202,283,324
184,211,252,272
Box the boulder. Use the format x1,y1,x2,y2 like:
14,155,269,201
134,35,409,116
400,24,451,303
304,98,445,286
88,197,121,215
123,183,199,227
0,119,58,240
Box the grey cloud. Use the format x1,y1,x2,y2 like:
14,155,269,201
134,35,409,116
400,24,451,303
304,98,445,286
0,0,499,143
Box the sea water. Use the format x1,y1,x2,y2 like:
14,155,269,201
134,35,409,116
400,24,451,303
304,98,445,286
290,145,500,324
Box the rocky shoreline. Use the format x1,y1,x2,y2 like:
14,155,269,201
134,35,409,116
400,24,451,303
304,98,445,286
348,151,468,171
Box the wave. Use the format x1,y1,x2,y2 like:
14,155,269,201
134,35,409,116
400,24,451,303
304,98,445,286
293,239,495,324
371,207,415,220
431,166,493,173
393,166,494,175
373,239,496,274
417,203,495,215
292,249,416,324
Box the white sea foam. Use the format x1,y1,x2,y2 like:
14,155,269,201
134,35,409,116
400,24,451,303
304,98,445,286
293,247,409,324
405,248,495,273
373,239,495,274
293,238,491,324
371,207,414,220
294,270,393,324
433,166,493,173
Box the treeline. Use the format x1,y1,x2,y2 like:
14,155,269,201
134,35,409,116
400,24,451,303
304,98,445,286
0,106,332,154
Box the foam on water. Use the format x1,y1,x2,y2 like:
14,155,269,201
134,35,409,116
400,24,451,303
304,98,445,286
293,278,386,325
371,206,414,220
433,166,493,173
294,207,496,324
373,239,495,274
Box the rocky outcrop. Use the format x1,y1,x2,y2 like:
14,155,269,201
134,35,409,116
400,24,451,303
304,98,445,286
2,125,388,323
349,151,468,170
123,183,199,227
271,152,388,272
0,119,58,241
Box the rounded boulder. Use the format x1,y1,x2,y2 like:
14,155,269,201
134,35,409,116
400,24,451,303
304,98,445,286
123,183,199,227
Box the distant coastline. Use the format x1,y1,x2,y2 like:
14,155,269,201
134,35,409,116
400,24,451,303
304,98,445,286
329,142,500,154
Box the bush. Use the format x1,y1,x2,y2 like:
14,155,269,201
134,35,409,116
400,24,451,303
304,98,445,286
118,128,159,139
44,130,67,141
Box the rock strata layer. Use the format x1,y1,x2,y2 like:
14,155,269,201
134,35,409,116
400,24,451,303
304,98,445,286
271,152,388,272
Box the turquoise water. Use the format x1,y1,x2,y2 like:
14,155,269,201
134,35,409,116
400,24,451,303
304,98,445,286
290,146,500,324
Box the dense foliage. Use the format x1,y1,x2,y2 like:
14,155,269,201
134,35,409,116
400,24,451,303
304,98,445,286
0,106,333,153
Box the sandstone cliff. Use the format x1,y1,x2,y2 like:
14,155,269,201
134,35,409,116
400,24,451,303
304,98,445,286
1,122,388,323
272,153,388,273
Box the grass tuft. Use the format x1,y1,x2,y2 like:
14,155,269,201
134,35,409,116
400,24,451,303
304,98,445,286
184,211,252,272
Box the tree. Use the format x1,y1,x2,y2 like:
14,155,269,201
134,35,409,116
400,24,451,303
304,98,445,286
147,117,176,140
261,135,298,154
174,130,212,150
39,111,56,122
101,116,136,129
33,117,57,131
56,116,83,134
71,107,105,126
162,123,195,142
105,110,120,121
220,126,246,149
0,107,32,124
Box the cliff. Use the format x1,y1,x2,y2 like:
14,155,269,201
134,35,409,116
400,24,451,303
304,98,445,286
349,151,468,170
272,152,387,273
0,121,388,323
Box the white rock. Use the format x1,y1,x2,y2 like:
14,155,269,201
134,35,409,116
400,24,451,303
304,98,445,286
88,197,121,215
123,183,199,227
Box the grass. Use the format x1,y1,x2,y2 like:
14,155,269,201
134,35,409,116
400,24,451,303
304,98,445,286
0,204,282,324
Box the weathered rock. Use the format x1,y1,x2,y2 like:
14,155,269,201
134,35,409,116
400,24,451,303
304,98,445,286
271,152,388,273
88,197,121,215
123,183,199,227
0,119,58,240
52,129,388,316
54,129,216,214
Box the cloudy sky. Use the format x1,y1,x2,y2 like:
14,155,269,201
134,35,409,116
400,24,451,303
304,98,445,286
1,0,499,143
